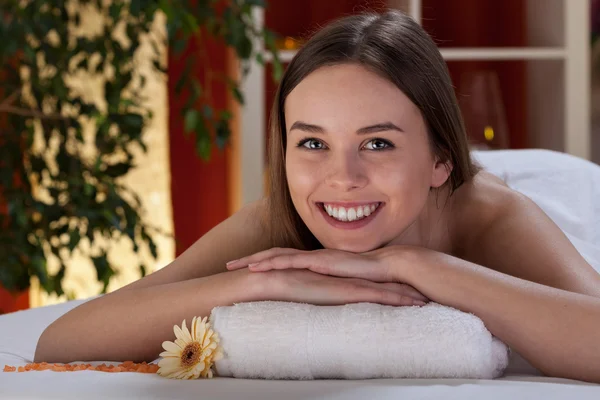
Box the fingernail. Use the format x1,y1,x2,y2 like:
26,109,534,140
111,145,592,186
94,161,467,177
413,300,426,306
248,263,259,268
226,259,239,266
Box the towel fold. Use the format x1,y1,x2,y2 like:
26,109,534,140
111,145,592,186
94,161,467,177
209,301,509,380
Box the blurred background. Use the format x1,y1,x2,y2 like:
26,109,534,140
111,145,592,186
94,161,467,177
0,0,597,313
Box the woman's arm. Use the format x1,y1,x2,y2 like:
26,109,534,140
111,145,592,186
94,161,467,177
34,264,426,364
34,269,262,364
226,190,600,382
118,198,272,292
395,190,600,383
35,199,272,363
395,248,600,383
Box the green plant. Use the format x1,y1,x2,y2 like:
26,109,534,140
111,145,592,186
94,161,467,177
0,0,281,297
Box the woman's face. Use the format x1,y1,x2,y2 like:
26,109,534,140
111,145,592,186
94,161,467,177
284,64,450,252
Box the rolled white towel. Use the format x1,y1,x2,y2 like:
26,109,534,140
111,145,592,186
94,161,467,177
209,301,509,380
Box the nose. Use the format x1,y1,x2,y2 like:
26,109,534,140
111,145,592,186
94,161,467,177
324,152,368,191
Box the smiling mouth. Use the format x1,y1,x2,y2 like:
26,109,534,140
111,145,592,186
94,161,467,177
317,202,382,222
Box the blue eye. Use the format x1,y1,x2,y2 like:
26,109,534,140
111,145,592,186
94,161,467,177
297,138,325,150
364,139,393,150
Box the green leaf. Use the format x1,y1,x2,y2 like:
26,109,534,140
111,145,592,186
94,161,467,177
92,253,115,294
68,230,81,252
272,58,283,82
123,113,144,128
105,162,132,178
191,79,202,99
175,56,195,94
173,37,187,55
231,86,244,105
245,0,267,6
48,264,66,297
109,3,123,21
30,256,48,286
202,105,213,119
219,110,232,121
215,119,231,149
255,52,264,65
84,182,95,196
149,240,158,259
195,124,212,160
140,228,158,259
182,12,199,34
184,109,198,134
130,0,141,15
152,59,166,74
237,36,253,59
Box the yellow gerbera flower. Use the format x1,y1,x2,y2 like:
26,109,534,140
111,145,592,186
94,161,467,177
157,316,223,379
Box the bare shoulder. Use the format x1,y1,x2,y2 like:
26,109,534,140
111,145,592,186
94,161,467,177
449,170,514,256
449,170,600,296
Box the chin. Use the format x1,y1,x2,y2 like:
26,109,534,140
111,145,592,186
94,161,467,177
321,239,381,254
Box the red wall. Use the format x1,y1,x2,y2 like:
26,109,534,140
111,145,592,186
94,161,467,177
422,0,527,149
168,37,230,256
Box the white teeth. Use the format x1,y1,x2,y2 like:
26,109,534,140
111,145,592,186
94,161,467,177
347,208,357,222
364,206,372,217
322,203,380,222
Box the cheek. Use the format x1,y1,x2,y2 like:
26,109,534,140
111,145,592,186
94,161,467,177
371,159,431,203
285,154,322,202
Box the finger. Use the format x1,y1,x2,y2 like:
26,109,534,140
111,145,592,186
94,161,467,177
248,253,313,272
226,248,302,270
357,286,426,307
356,280,429,302
249,252,335,275
251,252,383,281
378,283,429,302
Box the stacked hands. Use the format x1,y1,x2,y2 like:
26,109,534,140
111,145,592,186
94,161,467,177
226,246,430,307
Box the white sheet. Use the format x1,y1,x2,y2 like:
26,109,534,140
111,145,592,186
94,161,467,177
1,298,599,400
472,149,600,272
1,149,600,399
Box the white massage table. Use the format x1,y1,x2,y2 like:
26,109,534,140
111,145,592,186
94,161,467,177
2,149,600,399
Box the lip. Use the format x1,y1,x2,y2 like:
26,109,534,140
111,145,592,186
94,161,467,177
316,202,383,230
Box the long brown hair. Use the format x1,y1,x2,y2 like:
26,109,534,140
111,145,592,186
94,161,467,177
267,10,480,250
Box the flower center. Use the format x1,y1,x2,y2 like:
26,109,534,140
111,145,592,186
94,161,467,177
180,341,202,368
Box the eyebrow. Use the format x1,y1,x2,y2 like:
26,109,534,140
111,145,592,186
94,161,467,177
289,121,404,135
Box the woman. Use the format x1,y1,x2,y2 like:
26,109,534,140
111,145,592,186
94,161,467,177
35,10,600,383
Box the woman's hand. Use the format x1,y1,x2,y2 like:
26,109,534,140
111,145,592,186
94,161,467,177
240,267,427,306
227,246,429,303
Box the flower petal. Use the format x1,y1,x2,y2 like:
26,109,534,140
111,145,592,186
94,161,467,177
213,350,224,361
162,340,183,354
158,364,182,377
181,319,193,342
173,324,185,342
158,351,179,359
190,316,197,340
174,339,187,350
202,330,214,347
158,357,180,368
176,369,195,380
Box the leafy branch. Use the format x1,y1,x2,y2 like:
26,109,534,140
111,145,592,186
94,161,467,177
0,0,281,298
